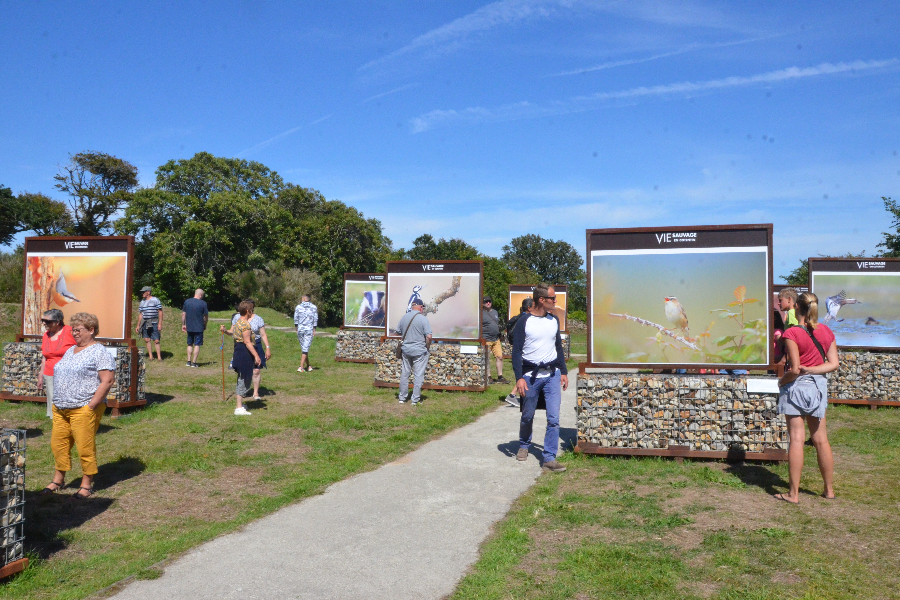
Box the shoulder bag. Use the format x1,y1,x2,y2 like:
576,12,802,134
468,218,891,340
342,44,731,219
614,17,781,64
395,313,420,359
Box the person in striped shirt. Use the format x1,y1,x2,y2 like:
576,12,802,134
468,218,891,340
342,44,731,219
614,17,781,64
136,286,164,361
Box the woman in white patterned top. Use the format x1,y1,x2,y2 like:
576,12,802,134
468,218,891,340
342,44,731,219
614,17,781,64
40,312,115,499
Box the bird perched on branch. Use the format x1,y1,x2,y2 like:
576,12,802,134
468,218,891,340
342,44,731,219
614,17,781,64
664,296,690,337
822,290,860,324
51,272,80,307
406,285,425,313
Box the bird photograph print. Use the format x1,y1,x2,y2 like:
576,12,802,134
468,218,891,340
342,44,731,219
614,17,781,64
810,271,900,349
590,249,769,366
23,253,129,338
509,289,567,331
386,272,481,340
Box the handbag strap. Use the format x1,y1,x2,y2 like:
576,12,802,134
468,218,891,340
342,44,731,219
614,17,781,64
400,313,419,343
787,324,826,363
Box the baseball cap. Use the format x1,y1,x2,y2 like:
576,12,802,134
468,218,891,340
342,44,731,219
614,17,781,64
411,298,425,307
140,286,152,292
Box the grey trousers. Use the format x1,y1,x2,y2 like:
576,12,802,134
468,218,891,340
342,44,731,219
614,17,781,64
44,374,54,418
398,351,429,403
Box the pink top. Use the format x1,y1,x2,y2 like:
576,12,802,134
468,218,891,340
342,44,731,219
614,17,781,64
41,325,77,376
782,324,835,368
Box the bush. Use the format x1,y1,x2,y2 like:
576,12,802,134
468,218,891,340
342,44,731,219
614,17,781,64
569,309,586,322
224,261,322,315
0,248,23,303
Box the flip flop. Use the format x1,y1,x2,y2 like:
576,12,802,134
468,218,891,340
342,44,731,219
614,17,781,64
822,494,836,500
774,493,799,505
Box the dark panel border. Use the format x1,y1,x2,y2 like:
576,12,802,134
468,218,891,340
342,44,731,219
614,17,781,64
584,224,774,371
808,257,900,351
385,260,484,341
341,273,387,331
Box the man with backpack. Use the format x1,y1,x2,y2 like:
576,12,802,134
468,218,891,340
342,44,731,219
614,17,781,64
510,284,568,473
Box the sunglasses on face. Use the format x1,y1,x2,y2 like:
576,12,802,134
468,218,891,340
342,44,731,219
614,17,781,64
41,319,59,325
541,296,557,302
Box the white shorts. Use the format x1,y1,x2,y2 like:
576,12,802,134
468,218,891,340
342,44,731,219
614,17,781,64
297,329,314,353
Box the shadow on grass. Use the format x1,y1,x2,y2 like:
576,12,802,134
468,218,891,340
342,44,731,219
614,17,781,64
724,463,787,495
243,398,268,411
24,427,45,439
94,455,146,491
24,492,115,558
145,392,175,405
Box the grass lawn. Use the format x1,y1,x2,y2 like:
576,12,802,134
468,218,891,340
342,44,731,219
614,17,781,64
0,303,512,599
450,403,900,600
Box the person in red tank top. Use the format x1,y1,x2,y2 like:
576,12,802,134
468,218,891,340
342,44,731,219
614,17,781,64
776,292,839,504
37,309,77,419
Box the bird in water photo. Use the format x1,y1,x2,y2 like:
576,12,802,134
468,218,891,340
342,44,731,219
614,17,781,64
664,296,690,337
822,290,860,324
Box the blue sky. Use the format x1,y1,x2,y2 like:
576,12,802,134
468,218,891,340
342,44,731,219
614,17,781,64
2,1,898,279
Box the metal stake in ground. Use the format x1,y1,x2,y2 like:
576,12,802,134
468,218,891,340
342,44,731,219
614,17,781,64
220,333,225,401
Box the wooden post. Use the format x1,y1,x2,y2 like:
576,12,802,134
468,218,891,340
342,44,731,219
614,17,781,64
221,333,225,401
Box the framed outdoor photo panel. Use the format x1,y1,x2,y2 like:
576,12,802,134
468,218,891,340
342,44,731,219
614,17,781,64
342,273,387,330
587,224,773,369
508,284,568,331
809,258,900,350
386,261,483,341
22,236,134,341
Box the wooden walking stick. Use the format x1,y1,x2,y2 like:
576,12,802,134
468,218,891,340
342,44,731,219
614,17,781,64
221,332,226,401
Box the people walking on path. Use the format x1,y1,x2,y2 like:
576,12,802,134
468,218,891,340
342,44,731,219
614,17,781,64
510,284,568,472
502,298,533,407
397,298,432,406
181,289,208,367
776,291,839,504
220,301,261,416
293,294,318,372
231,299,271,400
37,309,76,418
136,286,163,361
482,295,508,385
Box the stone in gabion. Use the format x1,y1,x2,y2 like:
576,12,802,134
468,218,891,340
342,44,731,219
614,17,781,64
576,374,788,452
335,330,383,362
0,429,25,567
829,351,900,401
2,342,145,403
375,340,488,389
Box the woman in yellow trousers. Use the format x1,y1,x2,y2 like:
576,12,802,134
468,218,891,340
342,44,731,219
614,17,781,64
39,313,115,499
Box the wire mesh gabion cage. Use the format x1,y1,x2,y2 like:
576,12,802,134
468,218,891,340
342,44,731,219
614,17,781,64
0,429,25,567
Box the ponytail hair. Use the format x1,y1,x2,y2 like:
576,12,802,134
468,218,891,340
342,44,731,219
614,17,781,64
796,292,820,332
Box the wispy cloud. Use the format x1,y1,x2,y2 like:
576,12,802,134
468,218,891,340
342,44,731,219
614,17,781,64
549,34,786,77
411,59,899,132
236,114,334,157
362,83,419,104
359,0,568,72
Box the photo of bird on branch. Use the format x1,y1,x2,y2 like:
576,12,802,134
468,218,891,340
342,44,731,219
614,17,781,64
387,273,480,339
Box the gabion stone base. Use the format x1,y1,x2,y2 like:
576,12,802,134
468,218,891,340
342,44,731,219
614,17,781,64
576,373,786,453
501,334,570,359
2,342,145,403
0,429,25,568
335,329,383,363
831,351,900,401
374,340,488,391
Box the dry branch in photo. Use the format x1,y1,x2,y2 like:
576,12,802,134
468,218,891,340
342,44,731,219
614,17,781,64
423,276,461,315
608,312,701,352
24,257,57,334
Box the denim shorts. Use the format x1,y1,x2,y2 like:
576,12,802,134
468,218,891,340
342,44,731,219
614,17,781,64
187,331,204,346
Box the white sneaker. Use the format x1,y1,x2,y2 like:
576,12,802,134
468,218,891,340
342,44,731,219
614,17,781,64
504,394,520,408
234,407,251,416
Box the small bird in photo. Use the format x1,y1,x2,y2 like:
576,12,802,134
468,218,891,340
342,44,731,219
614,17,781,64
51,272,80,307
406,285,425,313
664,296,690,337
822,290,860,324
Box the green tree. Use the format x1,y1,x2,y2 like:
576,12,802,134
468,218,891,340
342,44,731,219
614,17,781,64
501,234,583,286
877,196,900,257
0,186,18,245
0,186,73,244
396,234,481,261
0,246,24,302
782,259,809,286
156,152,284,200
54,151,138,235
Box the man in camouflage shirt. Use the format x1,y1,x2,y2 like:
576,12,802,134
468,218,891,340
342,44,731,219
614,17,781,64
293,294,318,372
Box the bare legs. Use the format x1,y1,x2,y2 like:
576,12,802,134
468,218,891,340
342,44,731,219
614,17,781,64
783,414,835,503
187,345,200,364
252,368,262,398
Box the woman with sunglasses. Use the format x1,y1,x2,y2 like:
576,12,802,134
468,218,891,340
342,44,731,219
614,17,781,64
37,309,76,419
41,312,115,498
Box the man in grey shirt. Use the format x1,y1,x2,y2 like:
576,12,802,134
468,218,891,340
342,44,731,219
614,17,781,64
396,298,432,406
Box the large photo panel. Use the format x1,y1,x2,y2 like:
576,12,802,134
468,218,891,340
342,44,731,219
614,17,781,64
809,258,900,350
23,237,134,340
386,261,483,340
508,284,568,331
588,225,772,368
343,273,387,329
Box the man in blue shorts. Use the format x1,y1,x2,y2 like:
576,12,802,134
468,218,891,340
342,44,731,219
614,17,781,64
136,285,164,361
181,289,209,367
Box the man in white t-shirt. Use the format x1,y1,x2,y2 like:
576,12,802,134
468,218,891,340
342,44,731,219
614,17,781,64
510,284,568,472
